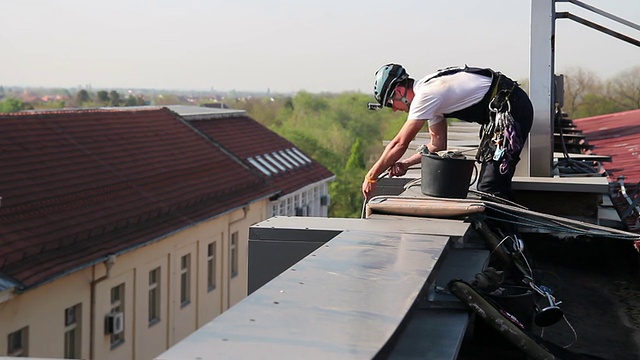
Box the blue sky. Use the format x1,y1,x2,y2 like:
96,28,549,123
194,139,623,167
1,0,638,93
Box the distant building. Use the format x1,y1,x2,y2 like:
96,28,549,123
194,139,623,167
200,102,229,109
0,106,334,359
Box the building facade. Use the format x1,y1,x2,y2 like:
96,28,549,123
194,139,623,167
0,106,334,359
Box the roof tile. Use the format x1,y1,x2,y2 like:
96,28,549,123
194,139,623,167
573,109,640,184
0,108,275,289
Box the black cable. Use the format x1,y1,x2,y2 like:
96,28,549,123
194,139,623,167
553,107,599,175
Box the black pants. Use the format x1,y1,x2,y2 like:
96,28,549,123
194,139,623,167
476,86,533,200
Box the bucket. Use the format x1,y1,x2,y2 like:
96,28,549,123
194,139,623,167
421,151,476,198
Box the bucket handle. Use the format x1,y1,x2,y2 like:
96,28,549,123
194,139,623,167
469,163,479,186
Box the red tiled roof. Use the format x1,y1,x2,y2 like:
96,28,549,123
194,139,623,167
189,116,334,197
0,108,276,289
573,109,640,233
573,109,640,185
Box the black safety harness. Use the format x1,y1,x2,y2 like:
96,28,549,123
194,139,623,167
424,66,519,172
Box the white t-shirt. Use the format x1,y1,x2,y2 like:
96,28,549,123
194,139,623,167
408,71,492,126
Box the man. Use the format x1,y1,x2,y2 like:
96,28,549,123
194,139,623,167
362,64,533,201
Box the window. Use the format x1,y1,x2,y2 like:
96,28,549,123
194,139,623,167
148,267,160,325
64,304,81,358
110,283,124,346
320,195,329,206
230,232,239,278
7,327,28,357
207,242,217,291
180,254,191,306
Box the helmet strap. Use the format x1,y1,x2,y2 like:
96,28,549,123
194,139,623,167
398,79,410,106
387,82,410,108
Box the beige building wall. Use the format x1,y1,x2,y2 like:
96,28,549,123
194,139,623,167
0,200,268,360
0,266,93,358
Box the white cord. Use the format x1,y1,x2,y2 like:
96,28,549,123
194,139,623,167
482,235,513,269
561,314,578,348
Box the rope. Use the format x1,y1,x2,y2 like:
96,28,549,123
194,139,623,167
482,204,639,240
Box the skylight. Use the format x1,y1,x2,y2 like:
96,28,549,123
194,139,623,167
255,155,278,174
291,148,312,163
285,149,306,165
272,152,294,169
264,154,287,171
248,157,271,176
248,148,313,177
279,150,301,166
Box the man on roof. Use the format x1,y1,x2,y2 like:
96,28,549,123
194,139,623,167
362,64,534,201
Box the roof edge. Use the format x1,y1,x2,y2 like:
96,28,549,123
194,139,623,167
16,193,279,293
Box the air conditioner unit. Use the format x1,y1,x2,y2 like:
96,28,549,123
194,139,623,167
105,312,124,335
320,195,329,206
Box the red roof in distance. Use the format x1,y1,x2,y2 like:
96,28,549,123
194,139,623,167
573,109,640,185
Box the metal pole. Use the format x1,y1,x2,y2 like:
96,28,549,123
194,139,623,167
526,0,556,177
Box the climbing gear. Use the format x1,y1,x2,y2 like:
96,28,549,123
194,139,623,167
373,64,409,107
448,279,555,360
476,75,521,175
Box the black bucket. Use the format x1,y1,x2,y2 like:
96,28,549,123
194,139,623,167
421,152,476,198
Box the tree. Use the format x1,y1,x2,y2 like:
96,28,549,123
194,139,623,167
109,91,121,107
607,65,640,110
0,98,26,113
560,67,602,116
345,138,365,171
97,91,109,104
76,89,91,104
124,95,138,107
329,167,367,218
35,98,66,110
571,93,621,119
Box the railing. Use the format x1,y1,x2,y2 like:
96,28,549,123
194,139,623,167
556,0,640,47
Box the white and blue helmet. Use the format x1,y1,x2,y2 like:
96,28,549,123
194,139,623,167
373,64,409,107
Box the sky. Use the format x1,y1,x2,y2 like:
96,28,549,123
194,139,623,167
1,0,639,94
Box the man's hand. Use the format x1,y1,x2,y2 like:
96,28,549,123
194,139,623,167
362,177,377,201
389,162,409,177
